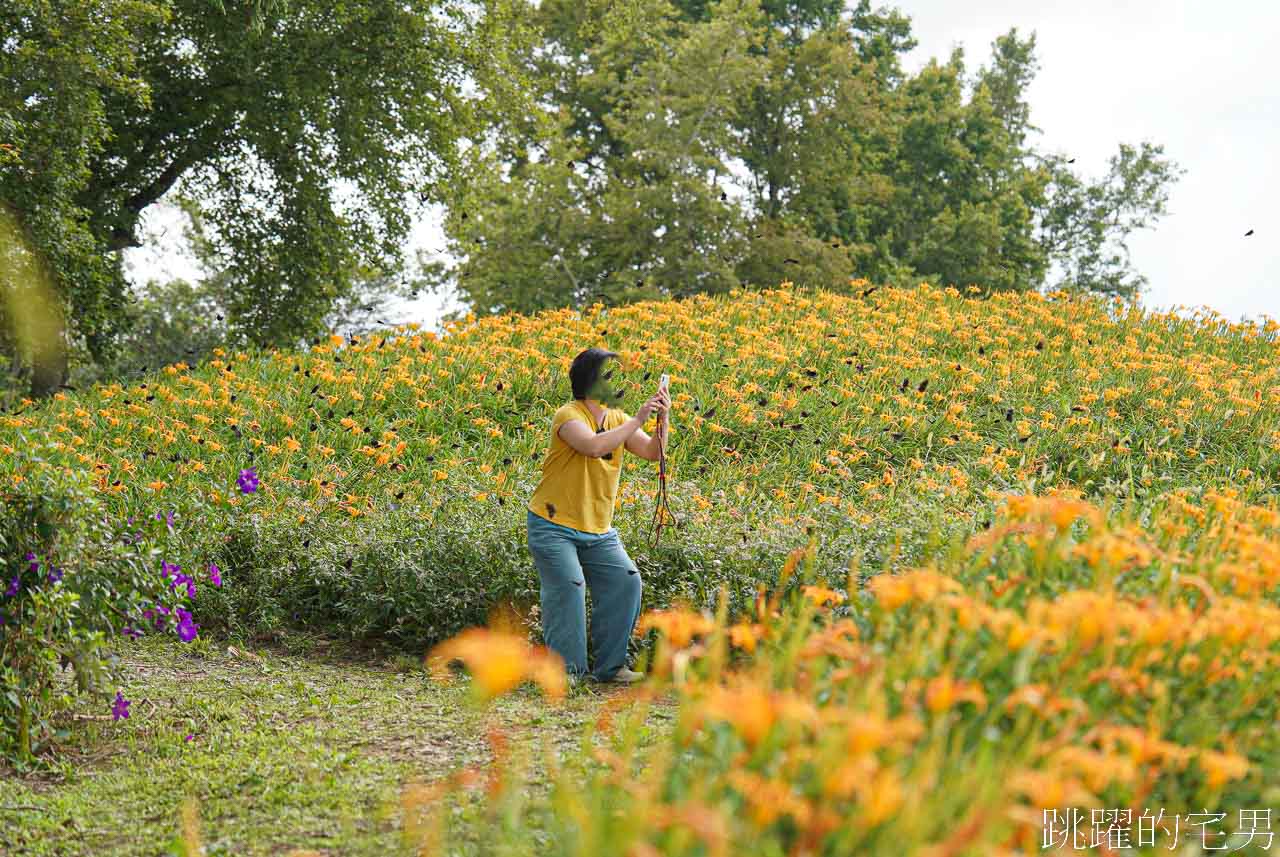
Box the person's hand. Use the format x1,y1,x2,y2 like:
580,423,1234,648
654,388,670,420
636,392,664,423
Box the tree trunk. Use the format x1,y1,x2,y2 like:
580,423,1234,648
27,328,68,399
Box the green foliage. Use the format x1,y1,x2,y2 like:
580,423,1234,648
436,0,1183,317
194,490,951,649
0,0,167,379
74,276,235,385
437,0,768,314
176,195,431,343
0,438,169,763
1,0,516,394
124,0,479,347
68,197,426,389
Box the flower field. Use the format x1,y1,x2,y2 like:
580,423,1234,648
4,282,1279,642
395,488,1280,855
4,281,1280,853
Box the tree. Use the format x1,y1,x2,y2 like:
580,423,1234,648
1035,142,1183,297
1,0,523,395
740,26,1143,297
433,0,1182,317
69,196,431,387
0,0,168,396
866,47,1052,293
435,0,768,315
732,6,905,290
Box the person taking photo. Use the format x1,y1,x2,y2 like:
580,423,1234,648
526,347,670,684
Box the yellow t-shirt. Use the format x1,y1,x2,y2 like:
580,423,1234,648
528,400,628,534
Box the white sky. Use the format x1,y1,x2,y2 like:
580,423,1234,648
124,1,1278,329
898,0,1278,323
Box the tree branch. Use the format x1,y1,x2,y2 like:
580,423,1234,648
106,146,210,251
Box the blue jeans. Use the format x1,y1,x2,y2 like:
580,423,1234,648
526,510,643,681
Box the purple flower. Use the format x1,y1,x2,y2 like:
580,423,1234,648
4,576,18,598
25,551,38,573
236,467,259,494
144,603,170,630
112,691,130,721
47,565,63,585
154,509,176,531
161,561,188,594
175,607,199,643
185,579,196,599
184,733,195,742
208,563,222,587
123,624,143,639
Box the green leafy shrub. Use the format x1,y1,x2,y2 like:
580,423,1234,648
0,437,180,763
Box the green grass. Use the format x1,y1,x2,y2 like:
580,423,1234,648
0,633,675,855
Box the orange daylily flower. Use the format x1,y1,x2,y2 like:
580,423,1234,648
425,627,566,702
727,621,764,653
800,585,846,607
637,608,716,649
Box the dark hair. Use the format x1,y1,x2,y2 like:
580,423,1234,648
569,347,619,400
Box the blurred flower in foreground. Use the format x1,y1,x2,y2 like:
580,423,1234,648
801,585,846,607
637,607,716,649
728,621,765,653
426,627,566,702
698,678,819,748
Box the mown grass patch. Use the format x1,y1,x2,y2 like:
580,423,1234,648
1,633,675,855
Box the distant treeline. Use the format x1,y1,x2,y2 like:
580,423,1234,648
0,0,1181,397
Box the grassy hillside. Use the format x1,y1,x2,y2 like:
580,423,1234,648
2,281,1279,646
5,281,1280,854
